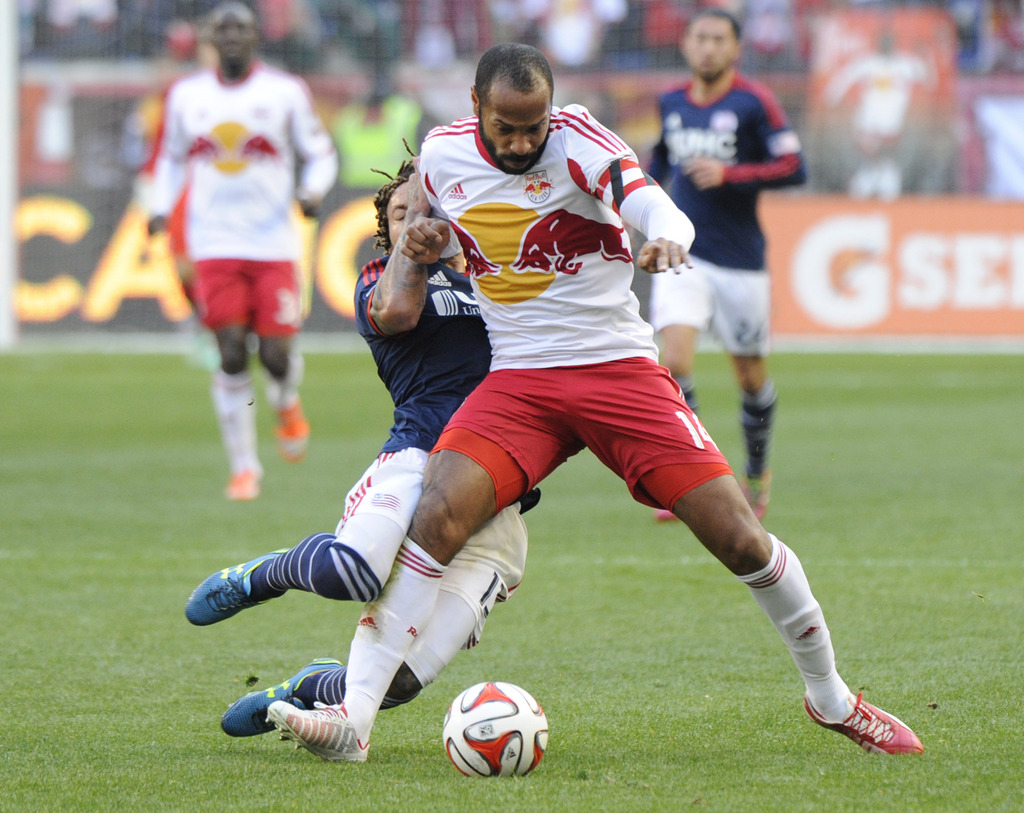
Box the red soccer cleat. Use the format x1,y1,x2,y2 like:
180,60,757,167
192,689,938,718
742,470,771,521
805,692,924,755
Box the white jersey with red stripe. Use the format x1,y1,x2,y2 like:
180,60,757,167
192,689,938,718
150,62,337,262
419,104,659,370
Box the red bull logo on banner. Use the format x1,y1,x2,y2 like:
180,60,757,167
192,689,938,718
454,202,633,305
189,122,281,175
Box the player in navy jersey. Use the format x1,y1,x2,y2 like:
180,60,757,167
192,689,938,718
185,161,537,745
648,8,806,521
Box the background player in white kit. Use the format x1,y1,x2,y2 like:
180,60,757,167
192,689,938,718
649,9,806,520
148,2,337,500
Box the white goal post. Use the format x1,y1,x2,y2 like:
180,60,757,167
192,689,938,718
0,3,17,349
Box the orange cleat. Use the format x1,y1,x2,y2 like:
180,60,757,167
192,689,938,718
276,402,310,463
225,470,261,501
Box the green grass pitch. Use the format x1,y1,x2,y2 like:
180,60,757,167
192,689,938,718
1,349,1022,811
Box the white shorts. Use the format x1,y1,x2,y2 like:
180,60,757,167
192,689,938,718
336,448,429,535
648,257,771,357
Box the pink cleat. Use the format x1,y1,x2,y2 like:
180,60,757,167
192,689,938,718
805,693,924,755
742,470,771,521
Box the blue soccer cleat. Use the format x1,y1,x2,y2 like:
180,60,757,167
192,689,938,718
221,659,345,737
185,550,287,626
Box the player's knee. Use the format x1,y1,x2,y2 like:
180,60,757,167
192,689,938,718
219,346,247,375
410,497,472,566
258,341,289,379
718,523,772,575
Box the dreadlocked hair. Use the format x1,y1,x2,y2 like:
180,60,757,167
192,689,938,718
370,159,416,253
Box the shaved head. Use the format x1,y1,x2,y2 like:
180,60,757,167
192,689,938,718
210,1,256,27
209,1,258,79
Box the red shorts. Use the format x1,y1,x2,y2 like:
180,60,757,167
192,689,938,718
435,357,733,512
194,258,302,336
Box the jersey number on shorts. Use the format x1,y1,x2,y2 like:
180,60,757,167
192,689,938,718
677,410,718,450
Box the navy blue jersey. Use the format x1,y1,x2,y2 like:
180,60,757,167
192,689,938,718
650,74,806,270
355,258,491,454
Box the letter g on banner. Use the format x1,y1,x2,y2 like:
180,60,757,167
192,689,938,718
793,214,890,329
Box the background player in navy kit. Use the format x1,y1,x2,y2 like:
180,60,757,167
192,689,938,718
648,8,806,521
187,161,537,741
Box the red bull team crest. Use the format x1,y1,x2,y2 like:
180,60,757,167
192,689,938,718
523,171,553,203
188,121,281,175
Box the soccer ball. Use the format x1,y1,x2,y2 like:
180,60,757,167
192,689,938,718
442,681,548,777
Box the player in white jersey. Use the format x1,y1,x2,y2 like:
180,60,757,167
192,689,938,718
148,2,337,500
419,105,663,370
265,43,923,762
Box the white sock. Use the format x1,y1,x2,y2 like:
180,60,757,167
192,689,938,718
211,369,260,476
342,538,446,743
404,588,483,688
739,534,850,722
334,510,410,588
264,351,304,412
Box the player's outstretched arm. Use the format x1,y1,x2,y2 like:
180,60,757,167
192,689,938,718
617,182,695,275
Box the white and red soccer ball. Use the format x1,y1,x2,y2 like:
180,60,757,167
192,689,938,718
443,681,548,777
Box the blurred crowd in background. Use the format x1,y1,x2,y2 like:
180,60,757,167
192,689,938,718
12,1,1023,338
17,0,1024,75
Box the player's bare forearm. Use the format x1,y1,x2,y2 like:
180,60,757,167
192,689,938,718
401,171,450,262
372,170,449,334
370,240,430,336
636,238,692,274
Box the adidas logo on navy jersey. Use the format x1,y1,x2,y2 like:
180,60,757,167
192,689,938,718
427,270,452,287
446,183,467,200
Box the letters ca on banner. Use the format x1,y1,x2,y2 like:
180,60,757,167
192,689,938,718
763,195,1024,338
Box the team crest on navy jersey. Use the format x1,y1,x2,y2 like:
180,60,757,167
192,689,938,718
523,171,553,203
710,110,739,133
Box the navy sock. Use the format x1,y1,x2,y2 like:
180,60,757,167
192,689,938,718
294,664,415,710
742,381,777,478
249,532,382,602
674,375,699,415
295,665,346,707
